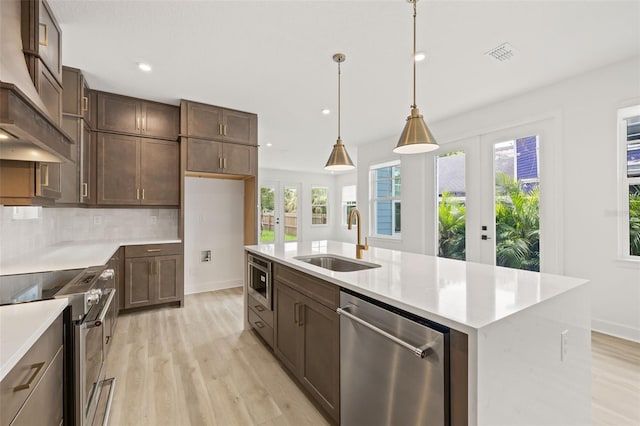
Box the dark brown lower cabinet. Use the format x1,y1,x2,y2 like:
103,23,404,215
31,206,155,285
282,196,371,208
124,244,183,310
105,248,122,351
273,268,340,424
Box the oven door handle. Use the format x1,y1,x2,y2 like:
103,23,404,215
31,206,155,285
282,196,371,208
85,289,115,329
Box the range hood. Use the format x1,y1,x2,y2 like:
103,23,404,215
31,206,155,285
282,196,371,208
0,0,73,163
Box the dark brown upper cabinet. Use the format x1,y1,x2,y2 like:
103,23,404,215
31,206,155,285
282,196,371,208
60,116,94,205
181,100,257,146
62,66,92,125
186,138,256,177
97,92,179,140
96,133,179,206
21,0,62,85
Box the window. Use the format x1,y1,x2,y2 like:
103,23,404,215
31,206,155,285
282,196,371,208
370,161,401,237
311,187,328,225
620,105,640,258
341,185,357,226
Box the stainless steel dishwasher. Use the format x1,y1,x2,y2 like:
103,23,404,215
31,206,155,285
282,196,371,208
338,290,450,426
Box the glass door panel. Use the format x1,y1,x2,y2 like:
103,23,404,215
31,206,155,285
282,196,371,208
260,185,276,243
437,150,467,260
283,186,298,241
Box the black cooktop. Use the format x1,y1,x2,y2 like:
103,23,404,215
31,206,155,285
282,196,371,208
0,269,84,305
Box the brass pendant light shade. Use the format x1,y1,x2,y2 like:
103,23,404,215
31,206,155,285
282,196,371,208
394,0,439,154
325,53,355,171
325,138,355,171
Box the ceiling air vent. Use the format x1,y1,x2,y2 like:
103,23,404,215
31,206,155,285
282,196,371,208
485,42,517,62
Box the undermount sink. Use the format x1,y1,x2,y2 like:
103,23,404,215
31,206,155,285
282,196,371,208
294,254,381,272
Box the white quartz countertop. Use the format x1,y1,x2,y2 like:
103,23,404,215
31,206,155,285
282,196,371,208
0,298,68,381
0,238,182,276
245,240,589,331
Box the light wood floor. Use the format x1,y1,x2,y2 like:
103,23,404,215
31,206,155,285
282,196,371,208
104,288,640,426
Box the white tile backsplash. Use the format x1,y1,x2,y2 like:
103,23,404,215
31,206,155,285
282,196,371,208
0,207,178,264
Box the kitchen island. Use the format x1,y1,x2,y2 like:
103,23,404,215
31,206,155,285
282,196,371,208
245,240,591,426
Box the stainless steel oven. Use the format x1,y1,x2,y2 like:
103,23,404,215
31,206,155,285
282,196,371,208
247,254,272,310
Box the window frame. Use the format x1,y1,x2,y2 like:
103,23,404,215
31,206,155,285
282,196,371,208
369,160,402,239
618,104,640,260
311,186,329,227
341,185,357,227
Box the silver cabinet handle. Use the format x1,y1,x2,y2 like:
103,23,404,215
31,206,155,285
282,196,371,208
142,188,145,200
219,157,223,169
136,188,140,200
146,249,161,253
82,96,89,112
99,269,115,280
82,182,88,198
337,306,431,358
219,124,223,136
223,124,227,136
136,117,140,130
254,321,264,329
223,158,227,169
254,304,265,312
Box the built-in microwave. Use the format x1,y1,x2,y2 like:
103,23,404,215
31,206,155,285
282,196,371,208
247,254,272,310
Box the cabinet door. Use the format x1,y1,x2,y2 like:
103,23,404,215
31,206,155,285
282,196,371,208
222,143,256,176
141,102,179,140
80,121,95,205
300,296,340,423
38,0,62,84
274,281,302,375
185,102,223,139
186,138,222,173
96,133,140,205
38,61,62,125
58,116,81,204
156,255,182,303
125,257,154,308
140,139,179,205
223,110,257,145
97,93,141,134
37,162,61,200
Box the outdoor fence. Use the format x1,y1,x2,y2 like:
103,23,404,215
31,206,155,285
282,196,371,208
261,212,328,236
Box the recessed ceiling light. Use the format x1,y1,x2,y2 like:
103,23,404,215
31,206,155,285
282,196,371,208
137,62,152,72
0,134,9,140
414,52,426,62
266,143,273,147
321,109,331,115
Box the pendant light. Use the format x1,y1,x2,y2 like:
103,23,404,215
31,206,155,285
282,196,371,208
325,53,355,171
394,0,439,154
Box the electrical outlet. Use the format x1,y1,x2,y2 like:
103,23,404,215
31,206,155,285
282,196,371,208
93,216,102,225
561,330,569,361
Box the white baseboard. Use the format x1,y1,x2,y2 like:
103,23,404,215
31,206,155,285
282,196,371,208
185,279,242,295
592,318,640,343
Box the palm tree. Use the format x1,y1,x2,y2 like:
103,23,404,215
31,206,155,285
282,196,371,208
630,187,640,256
495,172,540,271
438,192,466,260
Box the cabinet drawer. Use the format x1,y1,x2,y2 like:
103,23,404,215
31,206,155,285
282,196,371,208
274,264,339,309
248,307,273,348
11,346,63,426
0,314,62,426
125,243,181,258
247,293,273,328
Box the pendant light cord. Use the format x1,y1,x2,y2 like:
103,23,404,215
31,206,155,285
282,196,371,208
337,60,342,140
412,0,417,109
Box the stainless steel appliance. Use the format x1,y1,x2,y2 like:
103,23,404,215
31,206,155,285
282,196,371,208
247,254,272,310
0,266,117,426
338,290,450,426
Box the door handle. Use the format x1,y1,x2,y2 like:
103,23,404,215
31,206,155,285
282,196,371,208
294,302,299,325
337,306,431,358
296,303,304,327
481,235,492,240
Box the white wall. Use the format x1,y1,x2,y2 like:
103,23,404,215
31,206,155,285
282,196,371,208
354,56,640,342
0,206,178,265
259,168,338,242
184,177,244,294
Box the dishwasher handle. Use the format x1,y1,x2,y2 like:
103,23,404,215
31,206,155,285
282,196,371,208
337,305,431,358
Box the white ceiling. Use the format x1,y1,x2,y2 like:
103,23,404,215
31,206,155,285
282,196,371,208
49,0,640,172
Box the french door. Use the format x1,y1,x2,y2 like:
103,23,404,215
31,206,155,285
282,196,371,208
259,182,300,244
436,119,559,272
